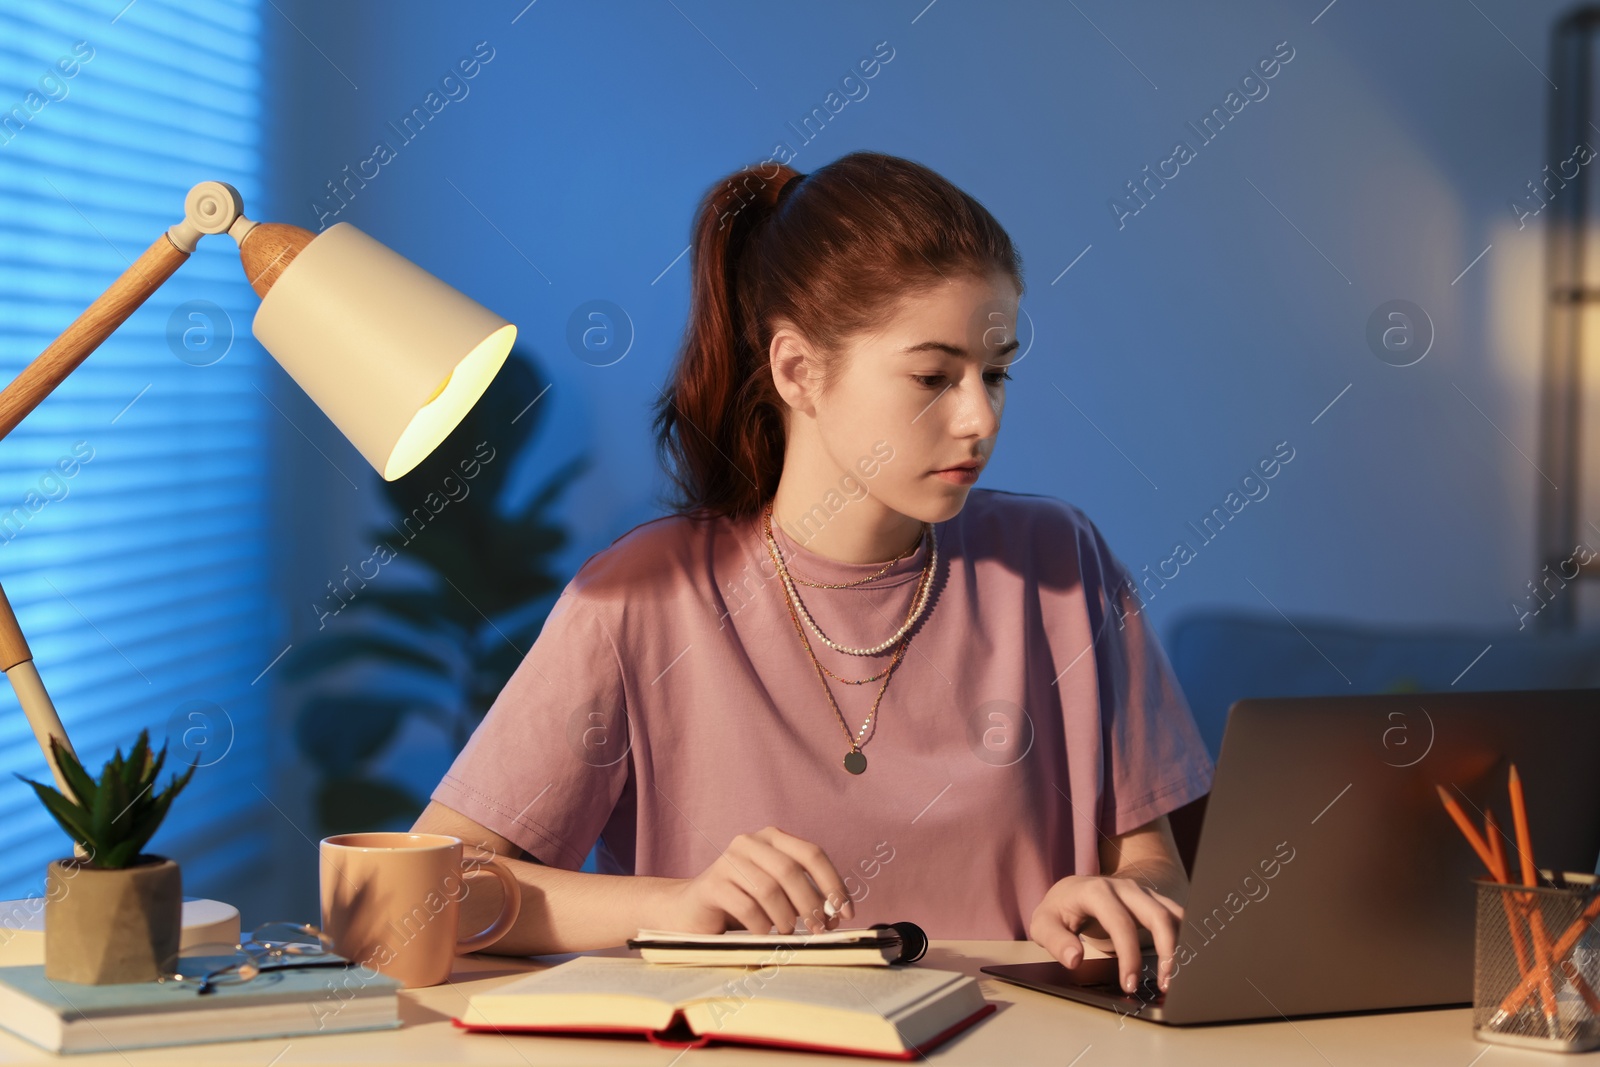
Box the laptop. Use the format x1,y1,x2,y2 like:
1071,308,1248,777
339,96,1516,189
981,687,1600,1024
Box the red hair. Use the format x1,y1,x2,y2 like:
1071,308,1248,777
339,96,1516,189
651,151,1024,522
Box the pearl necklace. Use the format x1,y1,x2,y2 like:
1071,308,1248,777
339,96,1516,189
761,503,936,773
764,503,938,656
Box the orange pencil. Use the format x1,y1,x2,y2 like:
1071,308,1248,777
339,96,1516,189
1508,764,1562,1033
1509,765,1538,887
1484,808,1537,990
1439,787,1544,1004
1485,808,1508,882
1497,892,1600,1021
1435,785,1497,871
1481,808,1600,1014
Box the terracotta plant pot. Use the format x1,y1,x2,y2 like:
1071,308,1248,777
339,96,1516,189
44,854,181,984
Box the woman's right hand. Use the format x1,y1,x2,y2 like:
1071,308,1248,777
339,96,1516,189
651,826,857,935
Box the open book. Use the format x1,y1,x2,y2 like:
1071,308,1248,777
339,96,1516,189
452,955,994,1059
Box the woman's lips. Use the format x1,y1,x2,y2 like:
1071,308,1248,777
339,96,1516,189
932,466,979,485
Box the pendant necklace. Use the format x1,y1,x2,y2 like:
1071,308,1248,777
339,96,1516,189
762,502,938,773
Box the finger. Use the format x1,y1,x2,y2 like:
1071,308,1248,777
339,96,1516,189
1114,882,1180,991
1029,908,1086,969
807,873,843,929
759,829,854,927
761,828,853,926
1118,871,1184,920
1090,886,1147,994
750,838,835,933
731,857,800,934
712,883,772,936
1144,887,1185,921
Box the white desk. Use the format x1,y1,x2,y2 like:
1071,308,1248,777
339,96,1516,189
0,939,1583,1065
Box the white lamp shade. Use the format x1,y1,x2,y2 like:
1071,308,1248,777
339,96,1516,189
251,222,516,481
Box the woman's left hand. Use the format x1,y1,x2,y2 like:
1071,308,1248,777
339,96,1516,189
1028,874,1183,994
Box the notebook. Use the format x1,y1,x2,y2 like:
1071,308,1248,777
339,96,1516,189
626,924,921,966
452,954,994,1059
0,956,402,1054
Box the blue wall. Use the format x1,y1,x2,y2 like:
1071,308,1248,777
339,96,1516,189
274,0,1584,639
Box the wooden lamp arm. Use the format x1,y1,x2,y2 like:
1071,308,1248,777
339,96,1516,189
0,233,191,443
0,181,311,805
0,231,193,808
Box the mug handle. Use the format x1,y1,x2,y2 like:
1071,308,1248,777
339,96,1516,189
455,852,523,955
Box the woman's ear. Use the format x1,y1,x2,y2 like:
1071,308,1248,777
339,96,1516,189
769,322,823,417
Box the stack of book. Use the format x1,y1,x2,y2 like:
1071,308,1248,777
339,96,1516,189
0,956,402,1054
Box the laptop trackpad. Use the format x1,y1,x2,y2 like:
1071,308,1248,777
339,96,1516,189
1005,952,1159,989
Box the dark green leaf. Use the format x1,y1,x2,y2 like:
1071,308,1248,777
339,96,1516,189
18,776,93,846
339,589,463,634
294,695,413,776
50,737,98,811
314,775,424,835
141,743,168,795
280,632,458,684
524,452,592,516
155,758,197,809
89,759,118,857
102,840,141,869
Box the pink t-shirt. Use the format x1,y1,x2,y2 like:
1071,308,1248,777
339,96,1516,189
430,487,1214,939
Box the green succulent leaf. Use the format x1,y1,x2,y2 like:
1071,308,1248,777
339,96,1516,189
102,839,142,868
49,737,99,810
89,760,118,858
20,730,197,869
15,775,93,844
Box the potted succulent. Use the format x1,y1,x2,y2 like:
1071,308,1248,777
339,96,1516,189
15,729,196,983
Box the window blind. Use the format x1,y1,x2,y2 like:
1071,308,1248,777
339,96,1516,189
0,0,270,900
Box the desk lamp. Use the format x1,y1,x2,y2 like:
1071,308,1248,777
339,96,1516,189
2,179,516,806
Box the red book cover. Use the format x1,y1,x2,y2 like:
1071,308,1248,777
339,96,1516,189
451,1000,997,1059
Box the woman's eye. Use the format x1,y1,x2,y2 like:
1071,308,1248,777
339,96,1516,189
912,371,1012,388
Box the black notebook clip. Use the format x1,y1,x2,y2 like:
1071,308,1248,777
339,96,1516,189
868,921,928,965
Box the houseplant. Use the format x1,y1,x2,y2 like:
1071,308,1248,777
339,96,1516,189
15,728,196,983
281,349,587,833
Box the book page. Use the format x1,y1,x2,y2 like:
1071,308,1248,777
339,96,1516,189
485,956,733,1004
683,963,965,1017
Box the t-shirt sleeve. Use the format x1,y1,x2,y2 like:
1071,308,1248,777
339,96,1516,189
1073,507,1215,838
429,586,630,871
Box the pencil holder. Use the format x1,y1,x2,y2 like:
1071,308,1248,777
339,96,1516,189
1473,878,1600,1052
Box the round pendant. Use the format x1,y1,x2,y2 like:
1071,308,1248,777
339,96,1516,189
843,750,867,774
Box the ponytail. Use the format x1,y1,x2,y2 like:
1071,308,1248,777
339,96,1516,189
651,161,796,523
652,152,1022,522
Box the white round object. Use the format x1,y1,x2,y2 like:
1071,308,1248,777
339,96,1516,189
0,897,240,967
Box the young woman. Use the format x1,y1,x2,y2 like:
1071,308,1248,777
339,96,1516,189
413,151,1213,995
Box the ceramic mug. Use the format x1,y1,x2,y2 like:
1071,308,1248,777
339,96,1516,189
319,832,522,988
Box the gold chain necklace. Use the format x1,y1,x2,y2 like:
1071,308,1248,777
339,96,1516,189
763,505,922,685
765,503,937,656
781,525,921,589
762,504,936,773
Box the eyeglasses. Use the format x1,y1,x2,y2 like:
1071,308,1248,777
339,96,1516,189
158,921,353,995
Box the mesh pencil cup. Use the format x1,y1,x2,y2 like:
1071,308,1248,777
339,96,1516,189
1473,877,1600,1052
